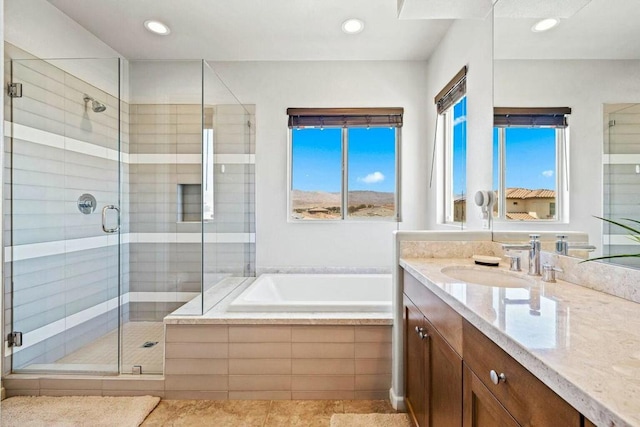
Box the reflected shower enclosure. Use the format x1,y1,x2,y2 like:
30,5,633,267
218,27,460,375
3,45,255,376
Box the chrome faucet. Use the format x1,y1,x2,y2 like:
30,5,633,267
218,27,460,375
502,234,541,276
555,234,596,255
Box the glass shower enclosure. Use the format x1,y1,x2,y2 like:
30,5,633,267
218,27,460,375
3,49,254,375
603,103,640,268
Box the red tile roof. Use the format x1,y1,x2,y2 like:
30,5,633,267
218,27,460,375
505,188,555,199
506,212,539,220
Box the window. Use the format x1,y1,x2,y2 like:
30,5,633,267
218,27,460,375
288,108,401,221
493,108,570,221
444,96,467,223
434,66,467,225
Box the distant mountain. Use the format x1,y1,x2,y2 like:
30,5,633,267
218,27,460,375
291,190,394,209
348,190,395,205
291,190,340,208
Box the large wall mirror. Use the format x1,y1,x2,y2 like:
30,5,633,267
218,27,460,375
493,0,640,268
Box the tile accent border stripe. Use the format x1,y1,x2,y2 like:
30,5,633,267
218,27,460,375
6,233,256,262
131,154,255,164
5,291,198,356
5,122,255,165
604,234,640,246
603,154,640,164
6,121,127,163
6,293,129,356
129,292,200,303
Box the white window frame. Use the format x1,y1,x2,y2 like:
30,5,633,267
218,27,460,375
287,126,402,223
493,126,569,222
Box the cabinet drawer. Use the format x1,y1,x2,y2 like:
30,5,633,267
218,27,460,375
403,270,463,356
463,320,580,427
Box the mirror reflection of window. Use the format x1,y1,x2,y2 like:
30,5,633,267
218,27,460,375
446,96,467,223
493,108,570,221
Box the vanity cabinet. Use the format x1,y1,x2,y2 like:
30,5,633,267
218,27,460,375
462,363,519,427
463,320,581,426
403,270,583,427
404,272,463,427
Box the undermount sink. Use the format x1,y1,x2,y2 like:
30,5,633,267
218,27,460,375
441,266,536,288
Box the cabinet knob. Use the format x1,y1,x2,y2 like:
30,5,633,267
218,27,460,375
415,326,428,340
490,370,506,385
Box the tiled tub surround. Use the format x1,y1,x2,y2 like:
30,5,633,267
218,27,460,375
399,257,640,427
158,274,393,400
4,278,393,400
3,51,130,372
162,324,392,400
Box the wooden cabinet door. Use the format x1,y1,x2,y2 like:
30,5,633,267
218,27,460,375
426,318,462,427
463,364,520,427
405,296,428,427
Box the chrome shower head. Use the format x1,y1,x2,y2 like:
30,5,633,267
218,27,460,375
83,95,107,113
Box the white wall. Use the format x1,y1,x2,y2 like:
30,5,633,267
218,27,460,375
4,0,125,98
494,59,640,249
209,61,429,271
424,16,495,230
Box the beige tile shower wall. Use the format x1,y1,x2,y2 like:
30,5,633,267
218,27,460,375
129,104,201,321
3,47,129,371
164,324,391,400
129,104,255,320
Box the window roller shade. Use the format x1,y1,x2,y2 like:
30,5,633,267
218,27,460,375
435,66,467,115
494,107,571,128
287,107,403,128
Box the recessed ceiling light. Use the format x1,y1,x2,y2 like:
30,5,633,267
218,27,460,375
531,18,559,33
144,20,171,35
342,18,364,34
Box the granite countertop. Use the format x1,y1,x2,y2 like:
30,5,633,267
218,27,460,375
400,257,640,427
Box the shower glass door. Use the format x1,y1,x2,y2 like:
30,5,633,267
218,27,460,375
6,55,122,374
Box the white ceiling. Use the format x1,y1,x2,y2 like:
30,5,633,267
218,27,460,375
494,0,640,59
46,0,453,61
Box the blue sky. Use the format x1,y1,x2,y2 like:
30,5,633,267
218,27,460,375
451,96,556,195
291,108,555,197
492,127,556,191
452,97,467,197
292,127,396,193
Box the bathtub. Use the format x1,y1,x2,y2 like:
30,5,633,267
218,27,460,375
227,274,392,312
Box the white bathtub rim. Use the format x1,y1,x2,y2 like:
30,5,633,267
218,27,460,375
227,273,392,313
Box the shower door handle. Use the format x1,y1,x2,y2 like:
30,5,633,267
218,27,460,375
102,205,120,233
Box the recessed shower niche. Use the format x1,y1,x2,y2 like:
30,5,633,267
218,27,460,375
177,184,202,222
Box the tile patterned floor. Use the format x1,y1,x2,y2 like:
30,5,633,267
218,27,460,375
142,399,398,427
56,322,164,373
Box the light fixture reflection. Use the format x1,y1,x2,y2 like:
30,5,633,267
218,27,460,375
144,20,171,35
531,18,559,33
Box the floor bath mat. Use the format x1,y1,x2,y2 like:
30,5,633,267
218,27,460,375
1,395,160,427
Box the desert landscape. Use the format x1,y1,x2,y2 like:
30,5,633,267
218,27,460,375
291,190,395,219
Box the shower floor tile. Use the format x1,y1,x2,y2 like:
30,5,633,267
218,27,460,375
56,321,164,374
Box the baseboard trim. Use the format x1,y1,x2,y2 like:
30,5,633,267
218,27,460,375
389,387,405,411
